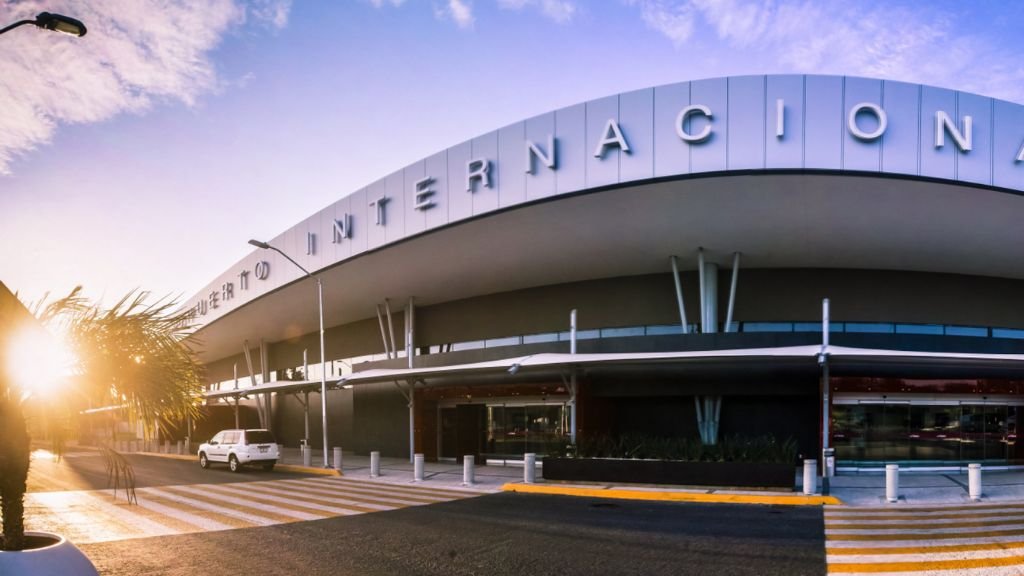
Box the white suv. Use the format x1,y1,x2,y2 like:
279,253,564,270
199,429,279,472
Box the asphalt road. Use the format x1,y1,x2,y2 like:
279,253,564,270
27,448,317,493
80,492,826,576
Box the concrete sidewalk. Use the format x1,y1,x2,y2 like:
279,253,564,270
828,468,1024,506
101,442,1024,507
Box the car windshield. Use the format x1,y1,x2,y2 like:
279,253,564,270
246,430,276,444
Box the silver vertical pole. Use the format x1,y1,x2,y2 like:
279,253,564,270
822,298,831,463
403,381,411,461
670,256,689,334
698,248,706,331
725,252,740,332
233,397,240,429
407,297,415,369
303,390,310,446
570,309,578,354
570,309,578,445
233,362,238,390
318,279,328,468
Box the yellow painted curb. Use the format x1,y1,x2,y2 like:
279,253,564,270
134,451,341,475
502,483,841,506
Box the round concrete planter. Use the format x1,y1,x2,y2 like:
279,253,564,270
0,531,99,576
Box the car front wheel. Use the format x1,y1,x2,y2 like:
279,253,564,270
199,452,209,469
228,455,241,473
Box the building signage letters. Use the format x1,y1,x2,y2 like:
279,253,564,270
189,80,1024,324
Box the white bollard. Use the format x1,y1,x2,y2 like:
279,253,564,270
414,453,425,482
370,451,381,478
969,463,982,501
524,453,536,484
302,445,312,467
333,447,343,471
803,459,817,495
164,440,171,454
886,464,900,503
176,440,183,455
463,455,475,485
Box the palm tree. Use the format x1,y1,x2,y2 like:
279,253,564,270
0,285,204,551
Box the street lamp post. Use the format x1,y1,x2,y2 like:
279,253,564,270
1,12,87,37
248,239,330,468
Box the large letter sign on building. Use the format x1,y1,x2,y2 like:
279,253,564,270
187,74,1024,323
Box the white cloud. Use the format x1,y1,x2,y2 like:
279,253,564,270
626,0,1024,103
435,0,475,29
250,0,292,29
498,0,577,23
625,0,696,46
369,0,407,7
0,0,292,174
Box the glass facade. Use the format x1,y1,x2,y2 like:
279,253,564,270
438,401,568,462
833,402,1022,465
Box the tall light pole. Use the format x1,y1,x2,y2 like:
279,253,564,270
1,12,87,37
248,239,330,468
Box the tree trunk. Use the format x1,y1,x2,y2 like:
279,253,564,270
0,395,30,551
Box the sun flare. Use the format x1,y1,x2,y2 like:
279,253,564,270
5,325,78,397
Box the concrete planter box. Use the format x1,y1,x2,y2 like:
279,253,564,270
542,457,795,488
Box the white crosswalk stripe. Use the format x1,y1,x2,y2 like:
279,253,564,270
825,504,1024,575
25,476,481,544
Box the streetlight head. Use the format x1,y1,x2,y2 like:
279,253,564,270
248,239,270,250
34,12,86,37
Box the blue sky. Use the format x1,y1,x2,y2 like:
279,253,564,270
2,0,1023,306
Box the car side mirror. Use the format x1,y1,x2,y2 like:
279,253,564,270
210,441,219,446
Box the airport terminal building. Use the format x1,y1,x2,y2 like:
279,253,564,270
186,74,1024,470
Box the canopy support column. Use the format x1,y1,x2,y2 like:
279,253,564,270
694,396,721,445
670,255,689,334
394,380,417,463
376,305,393,359
725,252,740,332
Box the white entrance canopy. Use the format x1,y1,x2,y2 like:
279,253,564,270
199,344,1024,402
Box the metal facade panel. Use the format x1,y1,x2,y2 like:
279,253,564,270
384,169,406,243
347,187,369,256
880,80,920,176
424,150,449,232
727,75,765,170
403,160,427,237
554,103,586,195
803,76,843,169
310,212,327,273
993,100,1024,190
653,81,690,177
919,86,957,181
586,95,620,189
498,122,526,208
619,88,655,184
471,130,501,216
447,140,473,223
842,77,883,172
298,214,322,274
690,78,728,173
524,112,557,200
956,92,993,186
330,195,353,262
765,75,804,169
365,177,389,250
